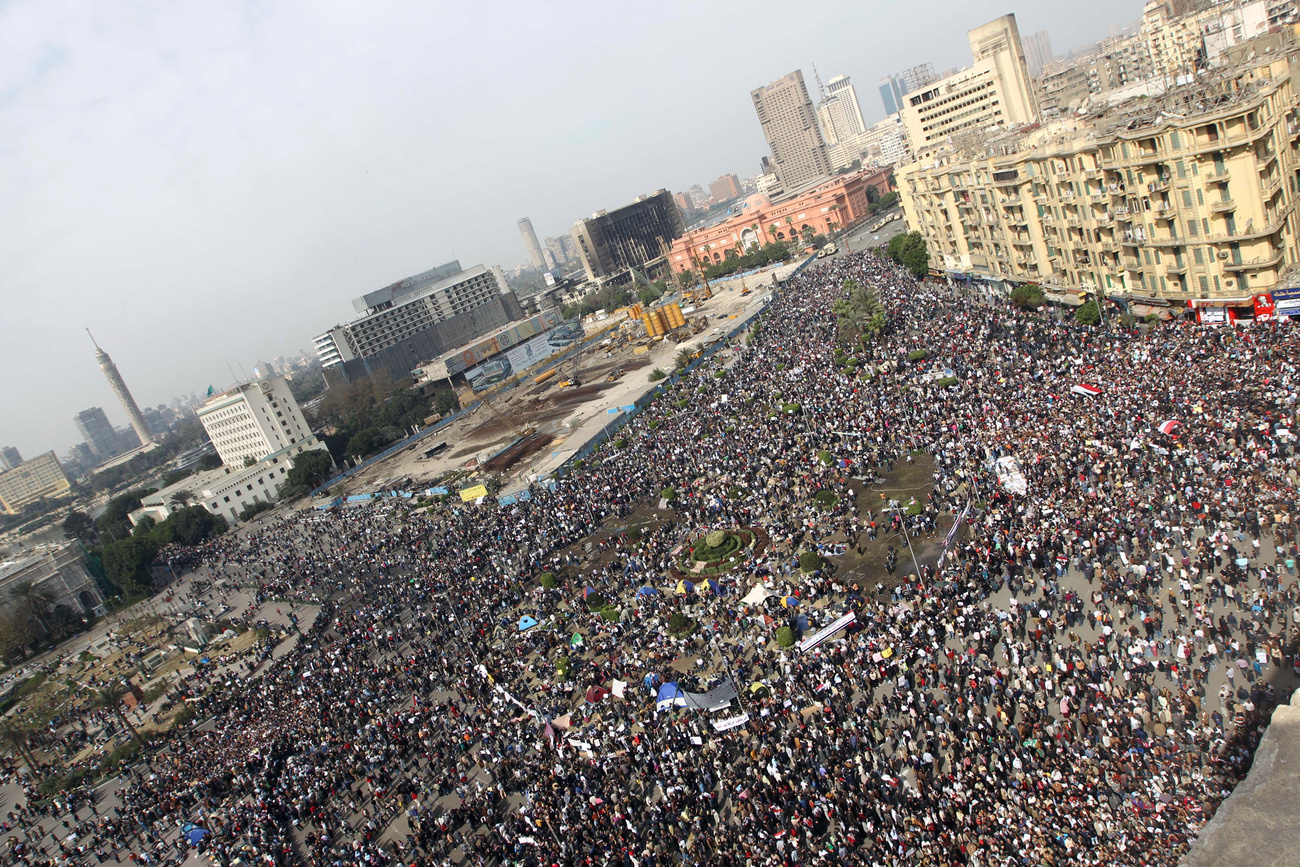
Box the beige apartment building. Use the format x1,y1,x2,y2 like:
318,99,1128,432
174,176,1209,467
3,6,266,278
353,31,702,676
0,451,71,515
899,58,1300,301
900,15,1039,155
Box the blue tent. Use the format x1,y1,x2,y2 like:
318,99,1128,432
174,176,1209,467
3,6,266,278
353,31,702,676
781,596,801,608
184,827,209,846
656,682,685,711
707,578,722,596
584,586,598,599
643,672,662,693
517,615,539,632
637,586,660,597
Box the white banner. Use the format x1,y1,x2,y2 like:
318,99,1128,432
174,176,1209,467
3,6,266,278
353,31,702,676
712,713,751,732
798,611,856,652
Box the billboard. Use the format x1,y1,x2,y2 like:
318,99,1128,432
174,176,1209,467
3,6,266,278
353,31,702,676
445,309,564,376
1273,287,1300,317
505,330,564,373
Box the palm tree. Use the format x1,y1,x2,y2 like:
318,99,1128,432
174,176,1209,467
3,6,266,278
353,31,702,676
8,581,54,637
675,350,694,370
0,720,41,776
93,684,144,746
169,490,195,508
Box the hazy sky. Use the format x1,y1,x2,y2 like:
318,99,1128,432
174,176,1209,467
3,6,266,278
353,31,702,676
0,0,1140,459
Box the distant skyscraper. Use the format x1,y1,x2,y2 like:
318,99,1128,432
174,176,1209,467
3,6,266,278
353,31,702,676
73,407,122,460
87,331,152,449
824,75,866,135
518,217,547,272
880,64,936,117
1023,29,1053,77
751,70,832,191
0,447,20,471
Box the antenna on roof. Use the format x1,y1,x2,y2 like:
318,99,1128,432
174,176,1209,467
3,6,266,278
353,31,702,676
86,328,100,350
813,64,826,101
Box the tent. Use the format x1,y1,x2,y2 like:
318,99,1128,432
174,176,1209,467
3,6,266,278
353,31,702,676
656,682,685,711
644,672,662,693
781,595,801,608
569,632,583,647
182,826,209,846
1158,419,1181,435
517,615,539,632
741,584,772,606
583,586,598,599
637,586,660,597
585,685,610,704
676,580,696,595
749,681,771,698
707,578,723,596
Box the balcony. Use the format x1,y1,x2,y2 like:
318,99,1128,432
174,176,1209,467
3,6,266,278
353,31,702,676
1223,250,1284,271
1210,199,1236,214
1085,167,1102,179
1207,168,1230,183
1099,240,1119,253
1011,236,1034,247
1261,175,1283,199
1166,262,1187,275
1090,191,1108,203
1108,185,1127,197
993,174,1022,187
1146,177,1171,193
1066,216,1082,228
1121,234,1146,246
1151,205,1176,221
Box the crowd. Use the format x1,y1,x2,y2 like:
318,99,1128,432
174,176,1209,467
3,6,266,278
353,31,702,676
5,248,1300,867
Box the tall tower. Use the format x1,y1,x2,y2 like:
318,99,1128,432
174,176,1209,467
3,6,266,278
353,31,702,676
88,331,152,448
751,70,832,191
518,218,547,272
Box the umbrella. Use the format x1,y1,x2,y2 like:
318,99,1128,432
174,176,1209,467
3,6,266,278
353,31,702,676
637,586,660,597
781,596,801,608
643,672,662,693
707,578,722,596
585,685,610,704
569,632,583,647
517,615,539,632
676,580,696,595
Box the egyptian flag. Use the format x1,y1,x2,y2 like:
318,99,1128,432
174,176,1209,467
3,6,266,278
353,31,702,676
1070,384,1102,397
1157,419,1180,435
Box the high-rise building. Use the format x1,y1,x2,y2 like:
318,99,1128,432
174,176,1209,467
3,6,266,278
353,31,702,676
709,174,743,202
1023,29,1053,77
880,64,938,118
0,452,71,515
900,14,1038,155
751,70,833,191
544,234,575,267
197,376,313,468
518,217,548,272
897,54,1300,303
314,261,523,386
88,332,153,449
570,190,686,283
824,75,866,136
73,407,123,460
0,447,19,471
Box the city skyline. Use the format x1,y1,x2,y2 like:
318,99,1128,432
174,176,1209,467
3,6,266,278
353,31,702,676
0,0,1140,460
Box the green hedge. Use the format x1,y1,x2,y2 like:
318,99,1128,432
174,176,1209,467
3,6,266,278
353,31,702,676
907,350,928,362
775,626,795,647
812,490,838,509
539,572,557,589
817,450,833,466
935,377,958,388
660,487,677,502
799,551,824,572
668,612,695,636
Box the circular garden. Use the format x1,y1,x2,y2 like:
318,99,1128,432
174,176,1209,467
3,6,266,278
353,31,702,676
669,526,769,579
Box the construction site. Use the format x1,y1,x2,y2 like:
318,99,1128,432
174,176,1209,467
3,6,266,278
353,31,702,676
324,260,800,502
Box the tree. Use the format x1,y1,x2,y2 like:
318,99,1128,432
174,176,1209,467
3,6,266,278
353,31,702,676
96,488,155,542
0,721,41,776
100,536,159,596
674,350,693,371
168,490,195,508
161,468,194,487
159,506,227,546
1075,300,1101,326
8,580,55,637
62,511,98,545
866,185,880,204
92,684,144,746
0,611,40,661
285,450,334,490
196,454,222,471
887,232,930,278
1010,283,1046,309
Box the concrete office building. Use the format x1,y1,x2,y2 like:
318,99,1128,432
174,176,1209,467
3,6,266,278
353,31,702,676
0,447,20,472
1143,0,1297,83
824,75,866,137
880,64,938,116
0,544,104,620
709,174,743,202
88,333,152,448
518,217,548,272
197,376,313,468
570,190,685,283
751,70,833,191
73,407,122,461
1023,30,1053,78
0,452,71,515
897,54,1300,303
314,262,523,386
900,14,1039,155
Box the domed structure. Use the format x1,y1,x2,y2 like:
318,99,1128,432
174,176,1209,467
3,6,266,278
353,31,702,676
740,193,772,213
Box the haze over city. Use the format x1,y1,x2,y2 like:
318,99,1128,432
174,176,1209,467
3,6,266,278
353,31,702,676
0,0,1137,458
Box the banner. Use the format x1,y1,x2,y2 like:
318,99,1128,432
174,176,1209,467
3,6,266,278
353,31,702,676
797,611,856,652
459,484,489,502
657,680,739,712
712,713,750,732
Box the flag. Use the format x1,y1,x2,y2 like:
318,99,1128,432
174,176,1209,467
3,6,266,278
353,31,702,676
206,384,215,397
1158,419,1181,435
1070,384,1101,397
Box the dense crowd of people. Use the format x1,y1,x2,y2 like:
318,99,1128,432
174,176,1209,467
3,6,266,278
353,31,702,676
5,248,1300,867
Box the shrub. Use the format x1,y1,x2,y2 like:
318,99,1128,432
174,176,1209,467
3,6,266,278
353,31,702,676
907,350,928,362
648,368,667,382
628,527,642,543
648,420,659,430
714,370,725,378
613,438,626,449
668,612,695,636
728,486,745,500
906,501,924,516
238,501,274,522
776,362,786,371
817,450,833,466
845,358,859,368
1010,283,1045,309
812,490,838,509
775,626,796,647
555,656,571,678
799,551,824,573
935,376,958,388
585,593,607,611
660,487,677,502
171,704,197,727
677,398,690,409
600,607,620,621
539,572,557,589
781,403,801,414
